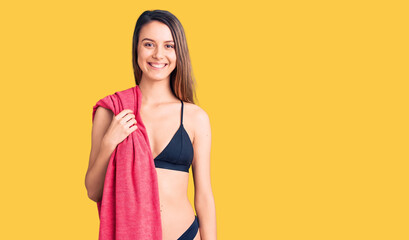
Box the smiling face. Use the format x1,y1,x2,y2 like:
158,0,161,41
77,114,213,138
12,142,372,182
137,20,177,82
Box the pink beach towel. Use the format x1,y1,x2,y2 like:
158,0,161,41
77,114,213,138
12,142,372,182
92,85,162,240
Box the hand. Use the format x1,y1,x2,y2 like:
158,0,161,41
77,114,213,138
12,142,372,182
103,109,138,147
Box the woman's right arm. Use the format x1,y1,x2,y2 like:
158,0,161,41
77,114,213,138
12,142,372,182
85,107,116,202
85,107,137,202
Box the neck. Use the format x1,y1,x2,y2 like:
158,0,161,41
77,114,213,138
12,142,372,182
138,75,178,105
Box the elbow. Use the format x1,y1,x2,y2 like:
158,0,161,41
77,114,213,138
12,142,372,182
195,193,215,206
86,185,101,202
87,191,101,202
85,175,101,202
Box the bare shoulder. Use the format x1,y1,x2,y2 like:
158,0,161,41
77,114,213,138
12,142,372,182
182,102,210,125
182,102,211,143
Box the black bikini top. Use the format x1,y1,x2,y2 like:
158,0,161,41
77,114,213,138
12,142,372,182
153,100,194,173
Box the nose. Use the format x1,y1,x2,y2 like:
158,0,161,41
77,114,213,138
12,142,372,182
153,46,164,59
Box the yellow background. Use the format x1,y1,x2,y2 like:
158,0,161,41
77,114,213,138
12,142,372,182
0,0,408,239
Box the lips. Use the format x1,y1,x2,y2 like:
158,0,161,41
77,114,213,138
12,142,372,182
148,62,167,68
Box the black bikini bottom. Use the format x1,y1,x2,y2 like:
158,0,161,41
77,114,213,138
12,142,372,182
177,215,200,240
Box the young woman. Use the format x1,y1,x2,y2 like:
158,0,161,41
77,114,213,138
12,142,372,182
85,10,216,240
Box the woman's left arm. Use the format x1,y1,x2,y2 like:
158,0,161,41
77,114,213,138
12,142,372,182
192,107,217,240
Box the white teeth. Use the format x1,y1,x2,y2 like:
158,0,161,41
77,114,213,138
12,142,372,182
150,63,166,68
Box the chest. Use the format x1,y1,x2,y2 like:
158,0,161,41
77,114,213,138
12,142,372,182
139,103,194,163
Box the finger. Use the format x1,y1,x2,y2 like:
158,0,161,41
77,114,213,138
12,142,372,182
122,113,136,122
121,116,136,125
115,109,134,120
127,125,138,134
124,119,137,128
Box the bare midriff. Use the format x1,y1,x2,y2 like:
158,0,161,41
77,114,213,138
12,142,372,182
155,167,199,240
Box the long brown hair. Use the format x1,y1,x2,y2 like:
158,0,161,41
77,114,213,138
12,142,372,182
132,10,198,104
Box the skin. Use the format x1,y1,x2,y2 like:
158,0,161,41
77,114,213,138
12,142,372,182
85,20,217,239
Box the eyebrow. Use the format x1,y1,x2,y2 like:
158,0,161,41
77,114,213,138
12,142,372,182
141,38,174,43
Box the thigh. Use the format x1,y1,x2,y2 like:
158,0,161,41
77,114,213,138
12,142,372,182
193,228,201,240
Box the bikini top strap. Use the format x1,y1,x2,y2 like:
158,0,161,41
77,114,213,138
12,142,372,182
180,99,184,125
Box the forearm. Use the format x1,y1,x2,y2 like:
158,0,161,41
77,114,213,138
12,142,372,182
195,196,217,240
85,139,116,202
